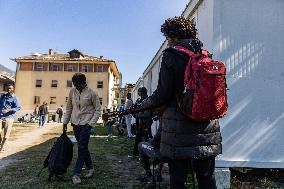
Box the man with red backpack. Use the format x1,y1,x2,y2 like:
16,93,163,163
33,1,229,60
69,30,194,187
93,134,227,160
140,16,225,189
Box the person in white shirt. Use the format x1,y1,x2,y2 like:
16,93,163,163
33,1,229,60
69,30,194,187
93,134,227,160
63,73,101,185
124,93,134,138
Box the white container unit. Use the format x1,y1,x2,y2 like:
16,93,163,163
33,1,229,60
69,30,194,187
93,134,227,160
133,0,284,169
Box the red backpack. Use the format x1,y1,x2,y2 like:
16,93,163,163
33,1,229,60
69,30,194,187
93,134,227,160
174,45,228,121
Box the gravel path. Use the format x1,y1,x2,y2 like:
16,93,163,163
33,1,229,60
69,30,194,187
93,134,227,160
0,123,61,169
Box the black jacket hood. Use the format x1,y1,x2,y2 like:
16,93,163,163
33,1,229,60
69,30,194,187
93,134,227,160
175,38,203,53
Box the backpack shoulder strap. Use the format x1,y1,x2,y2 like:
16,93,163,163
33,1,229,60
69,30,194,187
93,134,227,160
201,49,213,57
175,46,207,61
174,45,195,57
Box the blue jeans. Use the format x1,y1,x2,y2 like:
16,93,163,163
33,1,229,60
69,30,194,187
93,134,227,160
39,115,46,127
73,124,93,175
105,119,116,135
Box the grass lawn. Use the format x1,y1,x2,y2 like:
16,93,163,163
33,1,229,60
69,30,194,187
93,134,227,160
2,124,282,189
0,125,175,189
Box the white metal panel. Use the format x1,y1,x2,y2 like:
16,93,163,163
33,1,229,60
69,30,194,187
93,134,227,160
194,0,213,51
150,56,161,93
213,0,284,168
131,0,284,168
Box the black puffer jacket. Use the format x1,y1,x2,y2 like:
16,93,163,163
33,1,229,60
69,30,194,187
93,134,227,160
142,38,222,159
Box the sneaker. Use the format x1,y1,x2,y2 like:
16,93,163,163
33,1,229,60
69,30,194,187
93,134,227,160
84,169,94,179
72,175,81,185
0,145,5,153
127,154,139,159
133,154,139,159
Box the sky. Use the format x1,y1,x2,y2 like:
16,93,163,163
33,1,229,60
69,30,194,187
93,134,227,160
0,0,189,84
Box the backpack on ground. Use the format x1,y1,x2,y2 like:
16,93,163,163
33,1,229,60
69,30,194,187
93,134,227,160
38,131,73,181
174,45,228,121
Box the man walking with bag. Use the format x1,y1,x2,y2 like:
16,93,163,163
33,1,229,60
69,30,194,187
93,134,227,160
63,73,101,185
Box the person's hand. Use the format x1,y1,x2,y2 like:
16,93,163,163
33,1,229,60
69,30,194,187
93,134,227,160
152,105,166,117
63,124,68,132
2,109,11,113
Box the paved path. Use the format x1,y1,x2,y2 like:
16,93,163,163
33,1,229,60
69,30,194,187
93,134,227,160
0,123,61,169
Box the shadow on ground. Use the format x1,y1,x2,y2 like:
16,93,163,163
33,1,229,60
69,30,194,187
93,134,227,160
0,126,173,189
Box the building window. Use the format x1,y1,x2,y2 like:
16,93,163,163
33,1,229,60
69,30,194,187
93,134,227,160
36,80,42,87
82,65,89,72
67,64,74,72
51,80,58,87
2,84,6,91
67,80,72,88
35,63,44,71
50,97,56,104
66,97,68,102
97,81,103,88
51,64,60,71
34,96,40,104
99,98,102,105
115,92,119,99
97,65,104,72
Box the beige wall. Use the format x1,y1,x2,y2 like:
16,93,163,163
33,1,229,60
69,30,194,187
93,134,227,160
109,70,115,109
0,81,4,94
15,70,112,115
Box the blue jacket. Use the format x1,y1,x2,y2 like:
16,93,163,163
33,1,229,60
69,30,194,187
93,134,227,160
0,93,21,119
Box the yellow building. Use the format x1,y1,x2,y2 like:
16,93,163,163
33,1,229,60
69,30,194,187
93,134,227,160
12,49,120,117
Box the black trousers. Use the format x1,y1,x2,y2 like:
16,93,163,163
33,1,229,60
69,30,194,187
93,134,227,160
133,120,150,156
138,142,161,174
168,157,217,189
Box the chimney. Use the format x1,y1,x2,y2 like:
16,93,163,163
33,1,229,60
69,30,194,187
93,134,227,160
48,49,54,55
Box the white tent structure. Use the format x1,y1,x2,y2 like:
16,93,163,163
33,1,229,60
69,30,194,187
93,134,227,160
133,0,284,169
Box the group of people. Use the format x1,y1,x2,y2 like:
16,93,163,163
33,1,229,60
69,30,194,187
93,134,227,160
0,15,221,188
33,16,221,189
134,16,222,189
33,103,64,127
103,87,155,145
0,83,66,153
102,16,221,189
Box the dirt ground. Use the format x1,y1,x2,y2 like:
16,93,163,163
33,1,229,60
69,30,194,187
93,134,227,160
0,122,61,169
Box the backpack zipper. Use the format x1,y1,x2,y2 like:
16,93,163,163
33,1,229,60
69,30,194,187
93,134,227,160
196,69,201,93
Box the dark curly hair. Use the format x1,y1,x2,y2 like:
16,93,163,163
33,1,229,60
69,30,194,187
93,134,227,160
72,73,86,84
161,16,197,39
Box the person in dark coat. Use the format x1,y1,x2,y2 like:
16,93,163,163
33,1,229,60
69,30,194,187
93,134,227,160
140,16,222,189
132,87,153,157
